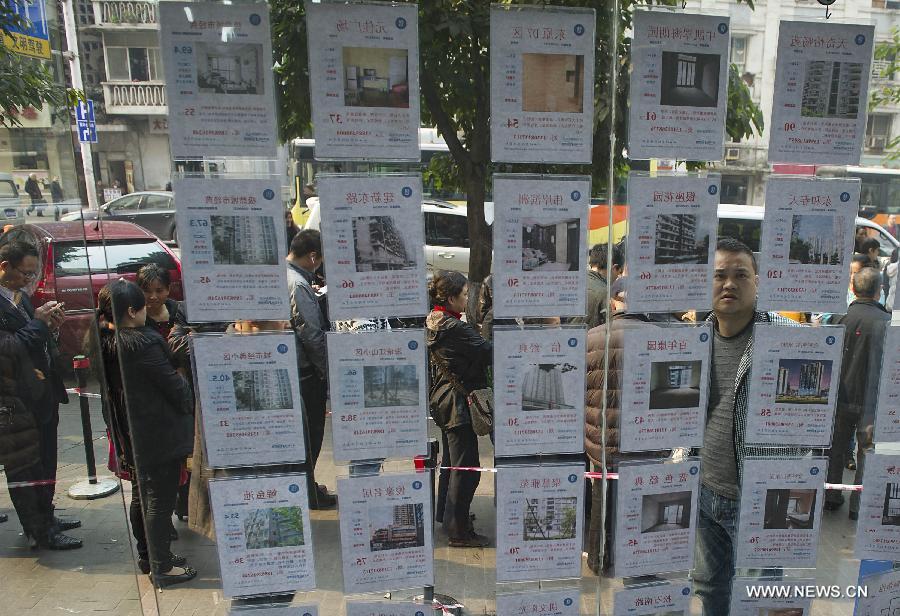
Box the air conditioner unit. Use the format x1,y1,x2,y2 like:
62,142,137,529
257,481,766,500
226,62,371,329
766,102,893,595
725,147,741,161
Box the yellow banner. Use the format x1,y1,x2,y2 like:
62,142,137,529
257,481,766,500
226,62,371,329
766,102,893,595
3,32,51,60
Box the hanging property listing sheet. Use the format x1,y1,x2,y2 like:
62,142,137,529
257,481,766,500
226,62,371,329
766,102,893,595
489,5,595,164
619,323,711,452
628,11,730,161
306,1,420,160
159,3,277,159
769,21,875,165
496,464,584,582
855,453,900,561
318,174,427,320
612,582,693,616
493,327,586,457
209,474,315,598
493,175,589,318
345,602,428,616
625,174,718,313
875,326,900,443
327,330,428,462
757,176,859,314
745,324,844,447
191,333,305,468
855,567,900,616
614,458,700,578
496,589,581,616
337,472,433,593
228,607,318,616
735,457,826,568
729,578,814,616
174,177,289,322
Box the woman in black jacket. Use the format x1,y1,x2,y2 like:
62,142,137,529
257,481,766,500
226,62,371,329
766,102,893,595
427,271,492,547
93,280,196,586
136,264,183,340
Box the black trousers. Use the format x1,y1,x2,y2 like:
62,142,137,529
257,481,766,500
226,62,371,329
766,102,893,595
134,459,181,572
826,411,869,513
436,424,480,539
301,374,327,469
6,410,59,536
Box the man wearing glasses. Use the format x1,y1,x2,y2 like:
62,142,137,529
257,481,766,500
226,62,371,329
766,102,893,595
0,241,80,549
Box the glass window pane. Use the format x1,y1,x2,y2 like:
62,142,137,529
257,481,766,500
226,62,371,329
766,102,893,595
54,241,177,277
106,47,129,80
128,47,150,81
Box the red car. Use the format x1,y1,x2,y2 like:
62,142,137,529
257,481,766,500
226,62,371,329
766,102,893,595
0,221,182,369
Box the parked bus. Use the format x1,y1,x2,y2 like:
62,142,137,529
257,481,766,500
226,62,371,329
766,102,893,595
815,165,900,225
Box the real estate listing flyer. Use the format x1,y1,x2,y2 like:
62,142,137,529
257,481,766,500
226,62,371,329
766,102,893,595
317,174,427,320
769,21,876,165
735,457,827,568
174,177,289,322
745,324,845,447
337,472,433,594
326,330,428,462
728,578,814,616
492,326,586,457
159,3,278,159
625,174,718,313
628,11,730,162
612,581,693,615
854,566,900,616
305,2,420,161
495,464,584,582
209,474,316,598
614,458,700,578
489,5,596,164
874,326,900,443
757,176,859,314
345,602,429,616
228,607,318,616
492,175,589,318
855,453,900,561
619,322,711,452
192,333,306,468
495,588,581,616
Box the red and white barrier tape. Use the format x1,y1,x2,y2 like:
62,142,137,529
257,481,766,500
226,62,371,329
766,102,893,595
65,387,102,399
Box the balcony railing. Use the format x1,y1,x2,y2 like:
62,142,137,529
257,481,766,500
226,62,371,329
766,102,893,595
92,0,157,27
102,81,167,115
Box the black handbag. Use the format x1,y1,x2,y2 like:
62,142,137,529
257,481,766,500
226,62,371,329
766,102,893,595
429,351,494,436
0,397,40,474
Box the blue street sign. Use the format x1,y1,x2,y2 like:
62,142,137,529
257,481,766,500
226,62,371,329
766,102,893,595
77,120,97,144
75,100,95,123
5,0,50,60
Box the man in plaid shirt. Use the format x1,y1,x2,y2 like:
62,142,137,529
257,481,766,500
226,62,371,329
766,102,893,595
693,238,800,615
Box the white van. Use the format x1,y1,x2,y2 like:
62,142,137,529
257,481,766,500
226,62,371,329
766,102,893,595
717,203,899,265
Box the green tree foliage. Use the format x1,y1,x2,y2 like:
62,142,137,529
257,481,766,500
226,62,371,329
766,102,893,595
271,1,764,293
870,27,900,162
0,3,80,127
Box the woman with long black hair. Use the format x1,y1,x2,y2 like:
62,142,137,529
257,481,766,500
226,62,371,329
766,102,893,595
427,270,492,548
90,280,196,586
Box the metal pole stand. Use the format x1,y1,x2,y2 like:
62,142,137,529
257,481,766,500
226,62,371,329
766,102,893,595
67,355,119,500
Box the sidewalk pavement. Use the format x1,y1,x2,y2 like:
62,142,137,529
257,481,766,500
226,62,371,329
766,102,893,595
0,385,867,615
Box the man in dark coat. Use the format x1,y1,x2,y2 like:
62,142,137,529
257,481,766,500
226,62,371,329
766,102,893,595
825,266,891,518
0,241,79,548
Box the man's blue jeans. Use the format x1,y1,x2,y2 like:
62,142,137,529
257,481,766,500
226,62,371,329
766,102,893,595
693,484,739,615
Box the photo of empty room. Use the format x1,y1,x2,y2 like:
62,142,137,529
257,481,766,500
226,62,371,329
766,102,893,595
363,364,418,408
352,216,416,272
641,491,692,533
789,215,845,265
343,47,409,108
369,503,425,552
764,488,817,530
775,359,832,405
660,51,720,107
196,42,263,95
882,483,900,526
210,215,279,265
649,361,702,410
232,369,293,412
522,218,580,271
521,53,585,113
243,507,304,550
522,497,577,541
757,609,804,616
521,362,578,411
801,60,863,120
654,214,710,265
